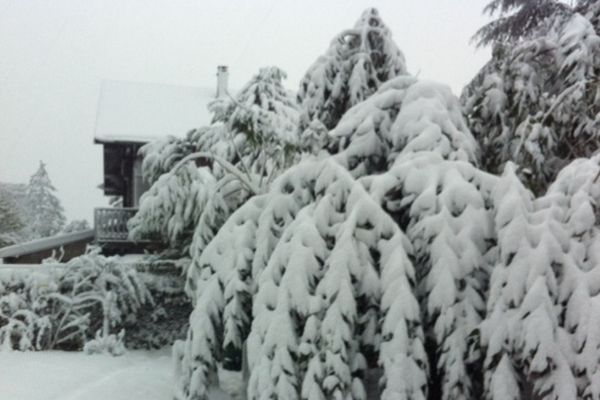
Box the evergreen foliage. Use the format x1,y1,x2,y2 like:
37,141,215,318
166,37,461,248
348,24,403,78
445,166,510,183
297,8,407,135
122,6,600,400
464,5,600,193
25,161,66,238
129,67,299,254
473,0,573,46
0,191,24,247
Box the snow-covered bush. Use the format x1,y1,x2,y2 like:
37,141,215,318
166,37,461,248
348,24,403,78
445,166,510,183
0,252,153,353
65,252,153,355
0,291,50,351
0,268,79,351
84,329,126,356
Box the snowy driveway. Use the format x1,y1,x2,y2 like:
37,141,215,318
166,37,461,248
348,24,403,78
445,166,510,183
0,350,173,400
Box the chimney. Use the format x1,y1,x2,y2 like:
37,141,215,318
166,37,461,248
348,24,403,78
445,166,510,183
216,65,229,98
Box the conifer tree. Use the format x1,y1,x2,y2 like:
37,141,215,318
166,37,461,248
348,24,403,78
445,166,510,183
543,156,600,398
25,161,66,238
464,3,600,193
473,0,572,47
0,191,24,247
330,73,495,400
481,163,577,400
131,67,299,253
176,160,427,400
297,8,407,135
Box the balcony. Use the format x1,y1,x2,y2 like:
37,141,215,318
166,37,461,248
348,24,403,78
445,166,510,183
94,207,138,243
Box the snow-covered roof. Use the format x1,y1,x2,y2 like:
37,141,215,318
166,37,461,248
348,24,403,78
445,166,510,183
94,80,216,143
0,229,95,259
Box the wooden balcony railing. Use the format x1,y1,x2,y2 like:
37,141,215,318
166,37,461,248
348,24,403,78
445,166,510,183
94,207,138,242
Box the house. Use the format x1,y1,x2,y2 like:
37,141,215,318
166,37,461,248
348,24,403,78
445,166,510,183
0,66,229,264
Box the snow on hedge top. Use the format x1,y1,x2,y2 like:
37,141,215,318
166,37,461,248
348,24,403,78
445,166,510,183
95,80,216,141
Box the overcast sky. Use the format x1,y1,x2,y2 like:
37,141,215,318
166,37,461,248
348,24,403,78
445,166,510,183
0,0,491,222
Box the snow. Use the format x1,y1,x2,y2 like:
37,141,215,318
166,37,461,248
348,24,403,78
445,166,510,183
0,230,94,260
0,350,174,400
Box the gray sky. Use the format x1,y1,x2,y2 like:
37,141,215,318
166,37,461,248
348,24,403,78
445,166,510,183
0,0,491,222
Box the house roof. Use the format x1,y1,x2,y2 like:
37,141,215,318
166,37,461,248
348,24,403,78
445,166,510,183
0,229,95,260
94,80,216,144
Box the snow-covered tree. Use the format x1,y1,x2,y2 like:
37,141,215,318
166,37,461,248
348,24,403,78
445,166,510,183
128,164,218,249
328,74,496,400
473,0,573,47
464,4,600,193
175,159,427,400
25,161,66,238
481,163,577,400
174,70,503,400
0,191,24,247
130,67,299,254
542,156,600,398
297,8,407,136
171,7,513,398
331,76,479,177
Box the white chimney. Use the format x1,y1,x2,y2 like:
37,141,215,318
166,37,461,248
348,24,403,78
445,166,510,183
216,65,229,98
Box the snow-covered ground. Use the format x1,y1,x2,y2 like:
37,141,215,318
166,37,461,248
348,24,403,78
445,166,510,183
0,350,174,400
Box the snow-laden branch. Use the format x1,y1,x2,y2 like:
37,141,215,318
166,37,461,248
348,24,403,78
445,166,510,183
171,152,260,195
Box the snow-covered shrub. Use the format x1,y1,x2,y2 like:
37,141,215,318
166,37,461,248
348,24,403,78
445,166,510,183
0,268,75,351
0,252,153,353
65,252,153,354
84,329,126,356
0,292,49,351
